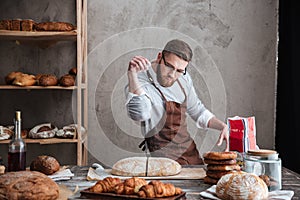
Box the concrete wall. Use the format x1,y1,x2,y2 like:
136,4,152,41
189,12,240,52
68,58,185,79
87,0,278,167
0,0,278,167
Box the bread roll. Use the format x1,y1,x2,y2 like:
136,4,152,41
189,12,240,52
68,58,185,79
203,151,237,160
35,22,75,31
37,74,58,86
0,171,59,200
59,74,75,87
12,74,36,86
216,172,268,200
111,157,181,177
30,155,60,175
5,71,23,84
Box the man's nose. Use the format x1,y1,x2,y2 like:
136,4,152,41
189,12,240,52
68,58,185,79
168,69,176,78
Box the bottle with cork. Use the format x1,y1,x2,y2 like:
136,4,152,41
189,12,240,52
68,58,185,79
8,111,26,171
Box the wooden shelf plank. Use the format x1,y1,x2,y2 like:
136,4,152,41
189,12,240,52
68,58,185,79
0,84,86,90
0,138,78,144
0,30,77,41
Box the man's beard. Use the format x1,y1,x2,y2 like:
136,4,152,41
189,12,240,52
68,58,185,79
157,64,176,87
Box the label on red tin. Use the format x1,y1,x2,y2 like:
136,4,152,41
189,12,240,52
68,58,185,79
227,116,257,153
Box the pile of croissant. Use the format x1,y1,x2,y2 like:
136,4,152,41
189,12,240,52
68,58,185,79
88,177,183,198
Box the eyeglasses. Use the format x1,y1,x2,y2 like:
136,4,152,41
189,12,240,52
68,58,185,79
161,53,187,75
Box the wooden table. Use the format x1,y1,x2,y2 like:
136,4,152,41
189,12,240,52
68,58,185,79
59,165,300,199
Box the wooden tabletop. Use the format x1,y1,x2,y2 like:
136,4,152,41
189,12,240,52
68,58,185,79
60,165,300,200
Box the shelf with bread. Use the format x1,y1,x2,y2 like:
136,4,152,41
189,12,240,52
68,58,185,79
0,138,78,144
0,0,88,166
0,84,86,90
0,30,77,41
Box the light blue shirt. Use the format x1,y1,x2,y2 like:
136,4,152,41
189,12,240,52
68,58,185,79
125,67,214,136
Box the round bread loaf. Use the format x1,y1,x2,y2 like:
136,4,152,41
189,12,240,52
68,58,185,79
68,67,77,75
206,164,241,171
38,74,58,86
5,71,23,84
30,155,60,175
59,74,75,87
204,158,237,165
111,157,181,177
12,73,36,86
0,171,59,200
216,172,268,200
203,151,237,160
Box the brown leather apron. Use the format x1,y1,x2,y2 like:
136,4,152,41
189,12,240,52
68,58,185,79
144,71,203,165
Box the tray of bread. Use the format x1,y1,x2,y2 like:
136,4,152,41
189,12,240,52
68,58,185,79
81,177,185,200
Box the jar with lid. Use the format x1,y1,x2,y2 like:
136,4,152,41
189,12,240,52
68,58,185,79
243,149,281,191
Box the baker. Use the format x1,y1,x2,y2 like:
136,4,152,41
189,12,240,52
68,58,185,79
125,39,229,165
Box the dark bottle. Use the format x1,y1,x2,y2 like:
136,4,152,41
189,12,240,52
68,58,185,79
8,111,26,171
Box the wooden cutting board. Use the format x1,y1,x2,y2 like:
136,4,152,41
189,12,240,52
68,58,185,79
87,167,206,180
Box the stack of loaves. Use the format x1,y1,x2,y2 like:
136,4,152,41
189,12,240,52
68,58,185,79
203,151,241,184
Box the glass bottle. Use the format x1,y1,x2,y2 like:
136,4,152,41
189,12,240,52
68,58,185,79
8,111,26,171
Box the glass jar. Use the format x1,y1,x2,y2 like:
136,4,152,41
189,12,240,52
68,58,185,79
243,150,281,191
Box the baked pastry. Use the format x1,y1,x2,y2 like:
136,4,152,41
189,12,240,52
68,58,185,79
216,172,268,200
111,157,181,177
203,151,238,160
59,74,75,87
114,177,147,195
203,151,240,185
12,74,36,86
138,180,182,198
37,74,58,86
0,19,11,30
5,71,23,84
203,175,219,185
0,126,14,140
206,164,241,171
21,19,35,31
0,171,59,200
30,155,60,175
206,170,235,179
204,158,237,165
35,22,75,31
89,177,122,193
0,165,5,175
69,67,77,75
29,123,57,139
11,19,21,31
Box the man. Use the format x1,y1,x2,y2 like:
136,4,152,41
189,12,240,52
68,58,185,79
125,39,228,165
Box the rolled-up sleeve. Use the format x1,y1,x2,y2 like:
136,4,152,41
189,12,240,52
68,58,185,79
184,74,215,129
125,90,152,121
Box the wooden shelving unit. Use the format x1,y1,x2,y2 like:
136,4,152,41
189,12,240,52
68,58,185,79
0,0,88,166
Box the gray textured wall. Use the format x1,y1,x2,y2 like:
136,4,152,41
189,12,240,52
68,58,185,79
0,0,278,167
87,0,278,167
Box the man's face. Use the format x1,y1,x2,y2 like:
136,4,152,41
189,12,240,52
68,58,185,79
156,53,188,87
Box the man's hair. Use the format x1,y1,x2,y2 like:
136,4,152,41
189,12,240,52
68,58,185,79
162,39,193,62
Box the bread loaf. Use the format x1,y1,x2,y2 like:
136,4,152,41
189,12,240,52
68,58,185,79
59,74,75,87
216,172,268,200
37,74,58,86
30,155,60,175
35,22,75,31
111,157,181,177
0,171,59,200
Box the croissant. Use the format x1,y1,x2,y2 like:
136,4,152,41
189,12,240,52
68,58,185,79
114,177,147,195
89,177,122,193
138,180,182,198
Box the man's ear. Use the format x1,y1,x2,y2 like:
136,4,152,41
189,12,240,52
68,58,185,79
157,52,163,60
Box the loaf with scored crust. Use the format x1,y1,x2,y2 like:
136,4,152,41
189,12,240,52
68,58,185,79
111,157,181,177
0,171,59,200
